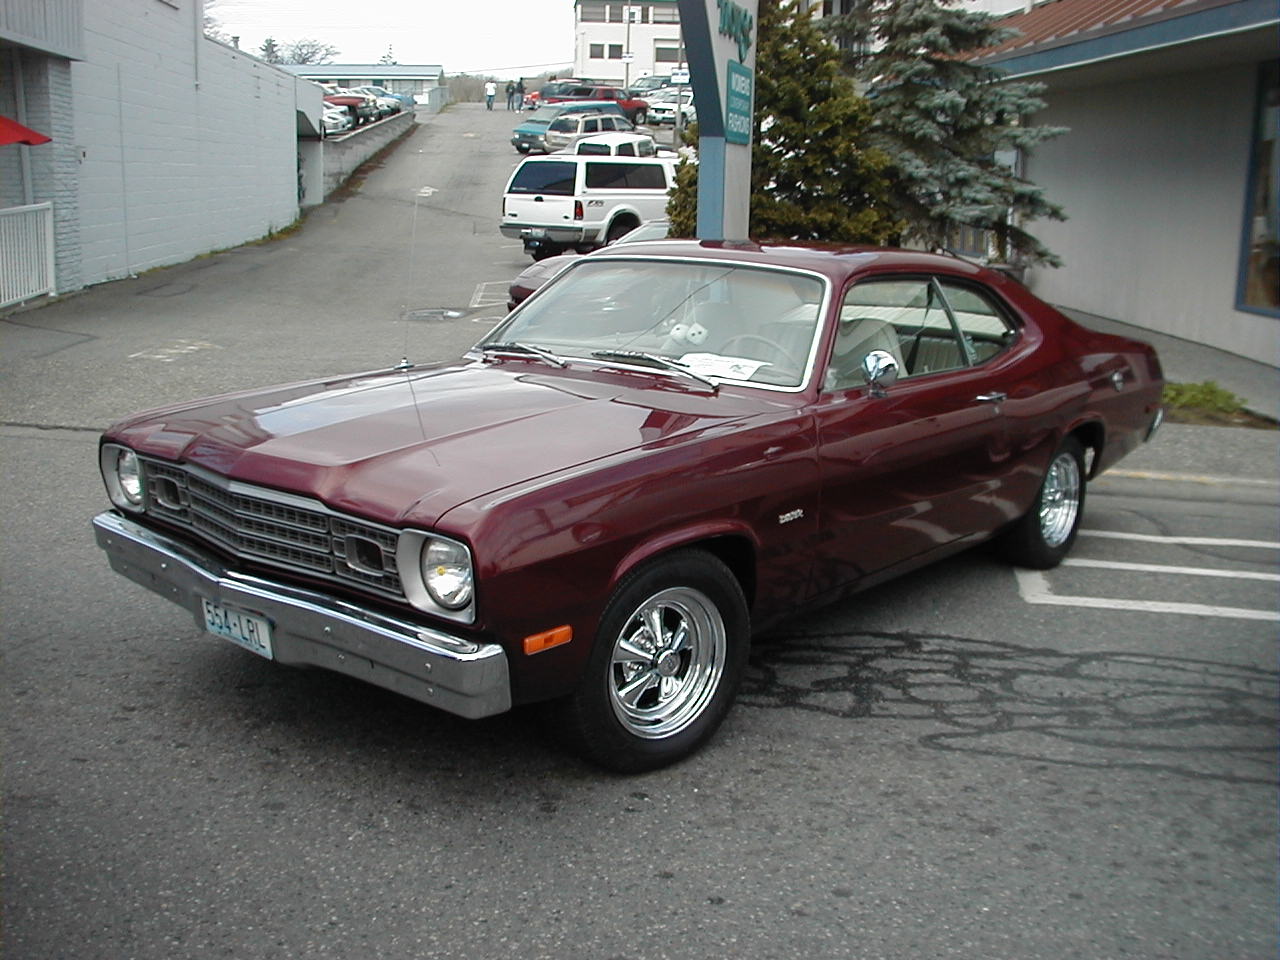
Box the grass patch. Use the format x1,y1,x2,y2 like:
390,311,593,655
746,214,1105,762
1162,381,1276,429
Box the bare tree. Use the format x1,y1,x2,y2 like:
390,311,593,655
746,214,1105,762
283,39,341,65
202,0,232,44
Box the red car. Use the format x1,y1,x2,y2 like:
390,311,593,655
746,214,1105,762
92,243,1164,772
540,83,650,124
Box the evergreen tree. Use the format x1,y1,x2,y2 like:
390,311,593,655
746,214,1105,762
668,0,900,244
379,46,397,65
258,37,283,64
826,0,1066,264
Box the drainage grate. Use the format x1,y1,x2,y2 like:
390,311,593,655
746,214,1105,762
402,308,465,322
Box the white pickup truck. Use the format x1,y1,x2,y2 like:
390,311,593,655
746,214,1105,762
500,153,679,260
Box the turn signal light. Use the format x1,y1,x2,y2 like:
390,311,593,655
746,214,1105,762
523,625,573,655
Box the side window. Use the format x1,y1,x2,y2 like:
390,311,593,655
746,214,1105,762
583,118,600,133
600,117,617,131
618,143,636,156
624,163,667,189
936,280,1017,364
828,279,964,390
585,162,630,189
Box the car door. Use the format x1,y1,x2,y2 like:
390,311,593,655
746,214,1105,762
812,275,1017,593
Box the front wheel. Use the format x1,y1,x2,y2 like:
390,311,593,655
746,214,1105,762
633,110,647,125
553,551,749,773
997,436,1086,569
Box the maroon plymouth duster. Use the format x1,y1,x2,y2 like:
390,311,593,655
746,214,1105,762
93,242,1164,771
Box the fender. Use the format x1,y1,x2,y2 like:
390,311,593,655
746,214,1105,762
607,518,762,600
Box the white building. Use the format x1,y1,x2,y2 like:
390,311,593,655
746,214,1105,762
1,0,323,306
573,0,685,87
278,63,449,112
978,0,1279,364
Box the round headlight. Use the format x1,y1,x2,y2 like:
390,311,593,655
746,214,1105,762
117,449,144,506
422,539,474,610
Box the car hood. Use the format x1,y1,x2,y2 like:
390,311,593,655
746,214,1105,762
106,360,773,530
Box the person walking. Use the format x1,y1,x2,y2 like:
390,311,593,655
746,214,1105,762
484,79,496,110
505,80,517,110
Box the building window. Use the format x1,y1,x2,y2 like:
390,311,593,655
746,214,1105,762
1239,61,1279,316
590,43,605,59
608,44,623,60
654,44,682,63
580,2,607,22
651,3,680,23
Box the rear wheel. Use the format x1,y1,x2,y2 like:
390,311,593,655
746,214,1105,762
530,242,564,261
634,109,648,125
998,436,1086,569
553,551,749,773
605,220,635,244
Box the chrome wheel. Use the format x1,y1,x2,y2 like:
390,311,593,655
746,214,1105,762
1039,449,1082,548
607,586,727,739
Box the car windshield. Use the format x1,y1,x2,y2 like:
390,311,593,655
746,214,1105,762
482,259,827,388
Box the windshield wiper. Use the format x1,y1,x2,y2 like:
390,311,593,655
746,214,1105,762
591,350,718,393
479,341,568,368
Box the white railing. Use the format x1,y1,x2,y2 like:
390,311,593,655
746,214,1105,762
0,202,56,309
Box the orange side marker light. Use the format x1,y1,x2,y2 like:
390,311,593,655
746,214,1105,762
523,625,573,656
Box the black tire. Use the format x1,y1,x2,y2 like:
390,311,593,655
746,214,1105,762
553,550,750,773
997,436,1086,569
605,220,635,244
530,242,563,262
633,110,648,125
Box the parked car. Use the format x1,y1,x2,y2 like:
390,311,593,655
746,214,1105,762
523,78,594,112
510,101,628,154
627,75,672,98
539,84,650,124
92,242,1164,772
321,105,353,136
646,89,696,125
321,85,377,126
506,217,670,309
572,132,661,157
543,111,635,151
500,152,678,259
351,85,414,112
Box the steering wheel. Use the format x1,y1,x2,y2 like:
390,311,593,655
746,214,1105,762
718,334,802,373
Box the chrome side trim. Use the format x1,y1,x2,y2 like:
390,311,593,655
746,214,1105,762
92,512,511,720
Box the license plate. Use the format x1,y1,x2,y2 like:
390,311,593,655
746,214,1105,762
201,599,273,659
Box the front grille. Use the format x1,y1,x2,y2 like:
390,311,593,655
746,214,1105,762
140,457,405,600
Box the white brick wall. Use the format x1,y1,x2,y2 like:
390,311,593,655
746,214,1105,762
73,0,304,286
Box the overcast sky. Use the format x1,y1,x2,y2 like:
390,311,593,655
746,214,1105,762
208,0,576,78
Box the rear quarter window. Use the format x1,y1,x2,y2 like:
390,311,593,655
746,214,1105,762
584,162,669,189
509,161,577,195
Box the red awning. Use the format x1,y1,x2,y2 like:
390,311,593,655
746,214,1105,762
0,115,52,146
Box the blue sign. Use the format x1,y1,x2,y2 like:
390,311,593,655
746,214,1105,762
724,60,753,146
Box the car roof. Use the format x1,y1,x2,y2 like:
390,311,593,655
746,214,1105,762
574,132,653,146
584,240,1009,287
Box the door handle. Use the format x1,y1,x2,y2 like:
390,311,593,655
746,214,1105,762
975,392,1007,403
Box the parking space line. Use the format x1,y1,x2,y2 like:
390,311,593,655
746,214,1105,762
1079,529,1280,549
1015,570,1280,621
470,281,508,309
1062,559,1280,581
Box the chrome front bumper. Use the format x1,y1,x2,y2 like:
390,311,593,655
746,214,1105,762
92,512,512,719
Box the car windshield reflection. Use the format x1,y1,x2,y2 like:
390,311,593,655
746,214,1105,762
483,259,826,388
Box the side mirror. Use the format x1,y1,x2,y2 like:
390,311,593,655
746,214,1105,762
861,349,899,397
